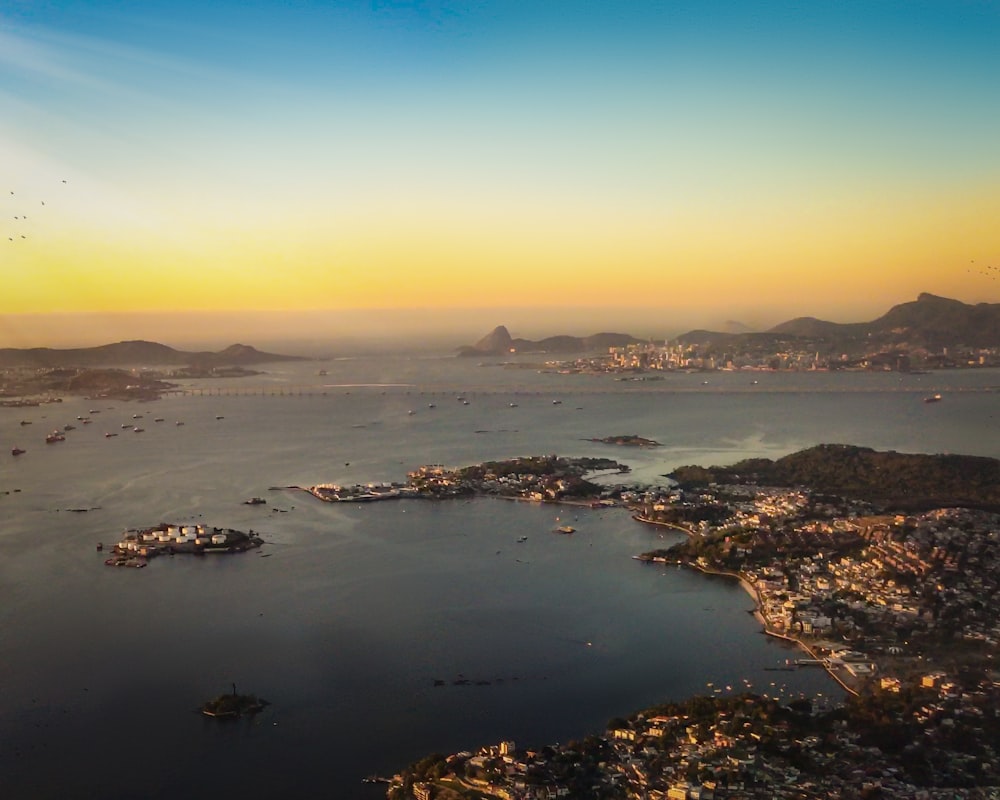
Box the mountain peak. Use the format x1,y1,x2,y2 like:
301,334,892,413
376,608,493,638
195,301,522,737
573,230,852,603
471,325,515,354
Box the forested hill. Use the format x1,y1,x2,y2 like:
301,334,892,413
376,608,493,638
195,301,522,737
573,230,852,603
669,444,1000,511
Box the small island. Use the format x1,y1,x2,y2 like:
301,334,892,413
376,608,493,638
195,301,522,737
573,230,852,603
105,523,263,567
585,434,662,447
201,686,268,719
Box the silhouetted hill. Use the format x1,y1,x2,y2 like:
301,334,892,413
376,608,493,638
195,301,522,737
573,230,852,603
676,294,1000,352
458,327,641,356
0,340,305,368
670,444,1000,511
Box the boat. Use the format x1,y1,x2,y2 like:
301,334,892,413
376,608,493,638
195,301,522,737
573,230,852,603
244,497,267,505
45,431,65,443
19,420,31,426
11,447,26,456
133,427,144,433
154,418,164,423
924,394,943,403
132,414,143,419
215,415,225,420
553,525,576,534
176,421,185,426
516,535,528,543
63,424,75,431
105,432,118,438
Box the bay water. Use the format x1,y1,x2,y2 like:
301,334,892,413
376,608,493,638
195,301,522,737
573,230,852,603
1,358,997,798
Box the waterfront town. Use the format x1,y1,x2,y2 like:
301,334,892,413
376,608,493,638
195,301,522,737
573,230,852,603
544,340,1000,376
357,453,1000,799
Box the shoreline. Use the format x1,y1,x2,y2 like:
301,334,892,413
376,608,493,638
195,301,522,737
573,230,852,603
685,561,860,697
632,513,860,697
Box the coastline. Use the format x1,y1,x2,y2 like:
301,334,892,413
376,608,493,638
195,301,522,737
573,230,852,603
632,513,860,697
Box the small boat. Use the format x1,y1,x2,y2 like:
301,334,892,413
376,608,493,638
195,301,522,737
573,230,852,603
133,427,144,433
154,418,164,423
176,421,184,426
19,420,31,426
132,414,143,419
516,535,528,543
553,525,576,534
11,447,26,456
215,415,225,420
45,431,65,443
105,432,118,438
924,394,943,403
552,399,562,405
509,402,518,408
244,497,267,505
427,403,436,408
121,423,130,429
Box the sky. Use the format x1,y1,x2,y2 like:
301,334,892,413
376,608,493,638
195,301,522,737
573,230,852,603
1,0,999,349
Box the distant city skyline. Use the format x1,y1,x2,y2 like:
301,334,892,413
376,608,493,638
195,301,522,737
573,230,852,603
2,1,998,348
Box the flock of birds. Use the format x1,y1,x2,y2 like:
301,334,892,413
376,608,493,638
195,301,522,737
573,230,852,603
5,180,67,242
968,260,998,281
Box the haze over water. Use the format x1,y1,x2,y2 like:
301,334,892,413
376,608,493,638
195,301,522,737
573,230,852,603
2,357,998,798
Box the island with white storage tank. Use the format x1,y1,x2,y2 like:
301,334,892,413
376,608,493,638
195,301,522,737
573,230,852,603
104,523,263,567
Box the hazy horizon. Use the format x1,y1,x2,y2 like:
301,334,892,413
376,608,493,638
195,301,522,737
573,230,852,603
0,290,982,354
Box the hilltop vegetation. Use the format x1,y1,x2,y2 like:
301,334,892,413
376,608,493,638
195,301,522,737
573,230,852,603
670,444,1000,510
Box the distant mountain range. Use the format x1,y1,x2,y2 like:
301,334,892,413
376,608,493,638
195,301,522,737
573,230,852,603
0,340,304,369
457,325,643,356
675,293,1000,351
459,294,1000,357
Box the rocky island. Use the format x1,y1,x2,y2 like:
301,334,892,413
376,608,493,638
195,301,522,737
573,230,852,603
585,434,662,447
201,687,269,719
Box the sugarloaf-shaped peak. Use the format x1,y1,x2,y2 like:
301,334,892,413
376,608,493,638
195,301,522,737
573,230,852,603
473,325,514,354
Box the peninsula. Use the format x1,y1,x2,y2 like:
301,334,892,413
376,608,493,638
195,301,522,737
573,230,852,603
304,455,628,506
377,446,1000,799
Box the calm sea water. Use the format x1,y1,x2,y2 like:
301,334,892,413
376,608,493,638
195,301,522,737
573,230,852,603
1,359,997,798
